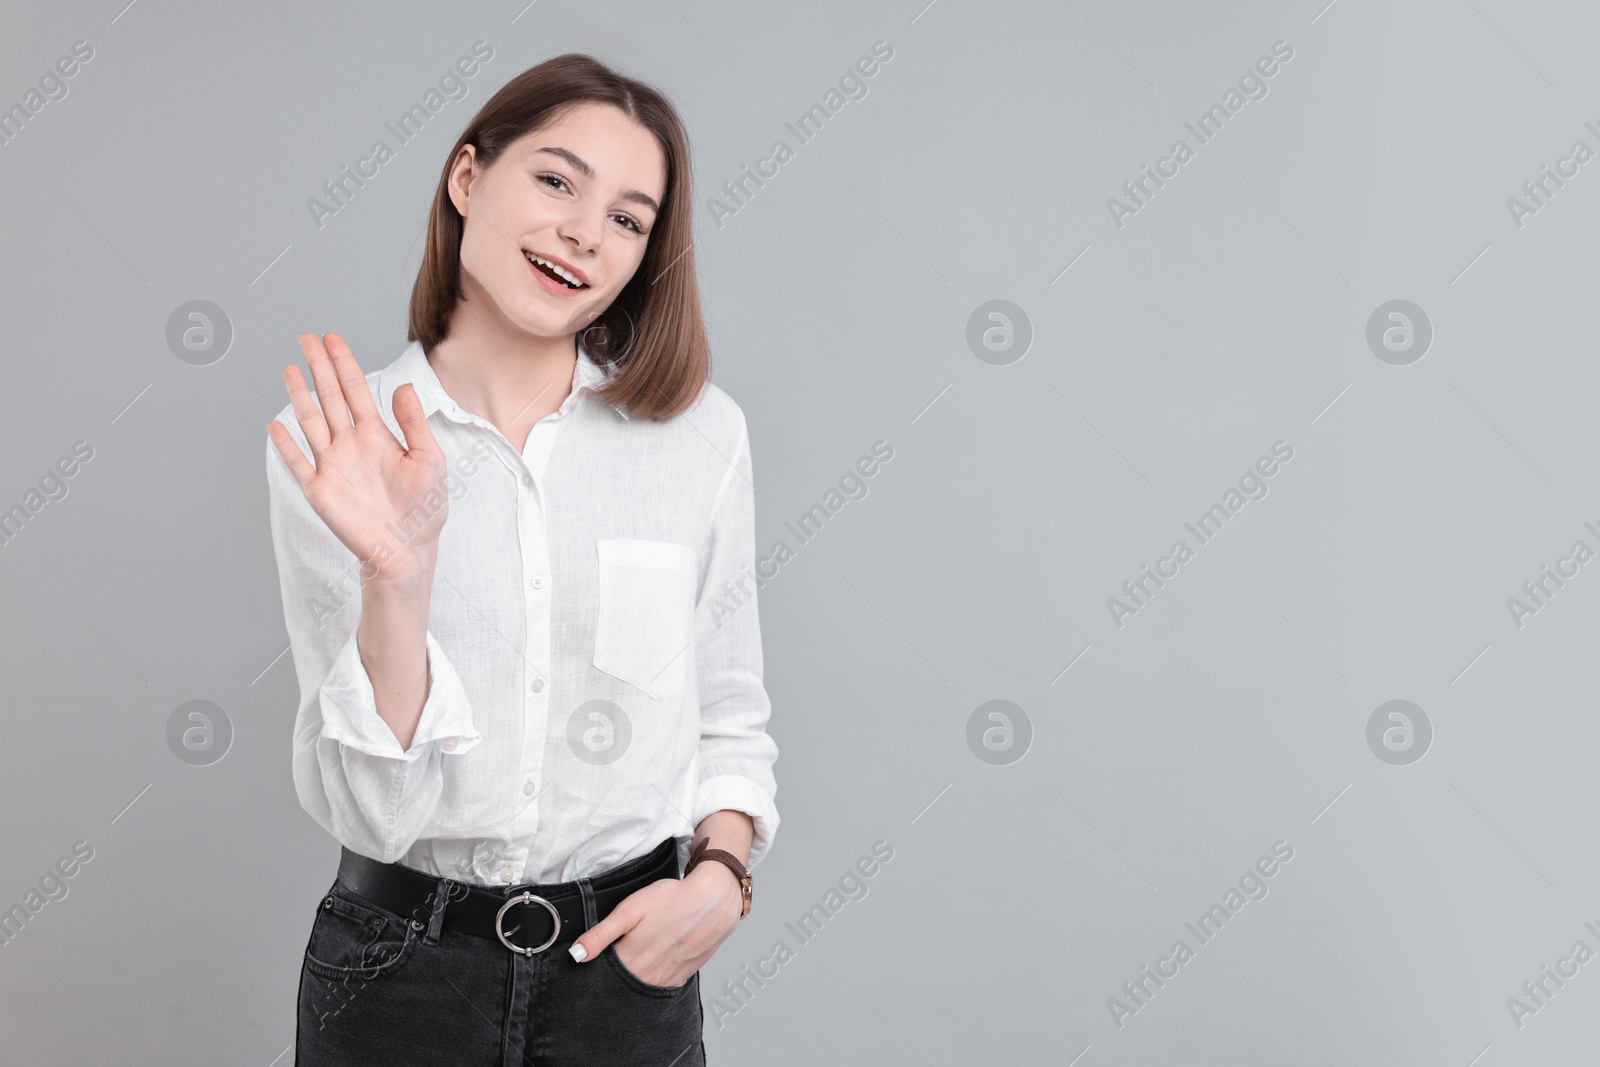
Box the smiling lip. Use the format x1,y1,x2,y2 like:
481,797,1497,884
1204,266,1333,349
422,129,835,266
527,255,587,298
523,250,590,287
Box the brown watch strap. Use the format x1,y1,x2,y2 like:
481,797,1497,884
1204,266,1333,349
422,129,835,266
685,836,752,920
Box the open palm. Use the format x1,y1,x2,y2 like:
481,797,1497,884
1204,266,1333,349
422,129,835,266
267,332,449,587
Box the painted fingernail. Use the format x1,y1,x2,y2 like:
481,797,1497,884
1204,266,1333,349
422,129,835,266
568,942,588,962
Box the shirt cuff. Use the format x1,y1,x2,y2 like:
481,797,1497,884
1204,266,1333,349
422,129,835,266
318,628,483,762
693,774,779,869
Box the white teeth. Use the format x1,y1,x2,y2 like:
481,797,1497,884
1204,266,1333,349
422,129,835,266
525,252,584,288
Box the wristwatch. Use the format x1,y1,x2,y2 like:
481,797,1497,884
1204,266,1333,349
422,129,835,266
684,836,753,920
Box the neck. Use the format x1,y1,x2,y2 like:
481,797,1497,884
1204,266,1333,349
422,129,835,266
426,294,581,444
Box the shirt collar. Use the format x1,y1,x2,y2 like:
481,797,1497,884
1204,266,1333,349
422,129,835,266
381,334,611,426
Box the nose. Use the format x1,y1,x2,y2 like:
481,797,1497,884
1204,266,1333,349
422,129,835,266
556,207,602,259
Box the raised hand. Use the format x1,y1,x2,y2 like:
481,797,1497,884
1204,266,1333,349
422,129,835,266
267,332,449,591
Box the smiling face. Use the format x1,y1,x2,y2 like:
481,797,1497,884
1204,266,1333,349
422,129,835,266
446,101,668,343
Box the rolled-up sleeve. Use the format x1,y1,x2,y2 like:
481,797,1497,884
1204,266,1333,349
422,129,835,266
319,627,478,761
265,415,481,864
691,411,780,868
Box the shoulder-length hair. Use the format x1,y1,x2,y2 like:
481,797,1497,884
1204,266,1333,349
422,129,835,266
408,53,707,421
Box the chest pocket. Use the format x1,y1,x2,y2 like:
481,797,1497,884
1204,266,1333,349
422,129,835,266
593,539,697,700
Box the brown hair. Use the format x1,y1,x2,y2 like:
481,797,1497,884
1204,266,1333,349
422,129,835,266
408,53,707,421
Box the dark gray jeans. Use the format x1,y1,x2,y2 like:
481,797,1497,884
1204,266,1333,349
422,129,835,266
295,840,704,1066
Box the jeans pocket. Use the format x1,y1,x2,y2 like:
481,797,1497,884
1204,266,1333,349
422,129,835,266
592,539,697,700
302,883,422,981
601,942,695,998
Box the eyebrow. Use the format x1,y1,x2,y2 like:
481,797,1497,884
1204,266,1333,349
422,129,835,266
534,146,661,216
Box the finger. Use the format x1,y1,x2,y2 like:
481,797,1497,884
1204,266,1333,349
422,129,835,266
391,382,443,462
299,332,353,438
568,903,638,962
321,332,381,426
265,419,316,492
281,361,330,461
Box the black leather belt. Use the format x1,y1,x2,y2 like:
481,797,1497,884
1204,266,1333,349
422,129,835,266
334,836,679,957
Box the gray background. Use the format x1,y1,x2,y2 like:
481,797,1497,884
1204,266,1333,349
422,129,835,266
1,0,1595,1063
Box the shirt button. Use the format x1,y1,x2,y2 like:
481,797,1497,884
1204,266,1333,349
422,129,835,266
523,779,536,796
529,576,543,589
443,738,458,751
521,473,533,487
530,677,545,693
500,867,513,882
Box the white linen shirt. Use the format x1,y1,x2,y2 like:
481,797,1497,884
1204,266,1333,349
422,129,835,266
265,336,778,886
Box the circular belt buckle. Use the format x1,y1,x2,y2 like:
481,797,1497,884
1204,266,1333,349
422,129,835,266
495,891,561,956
